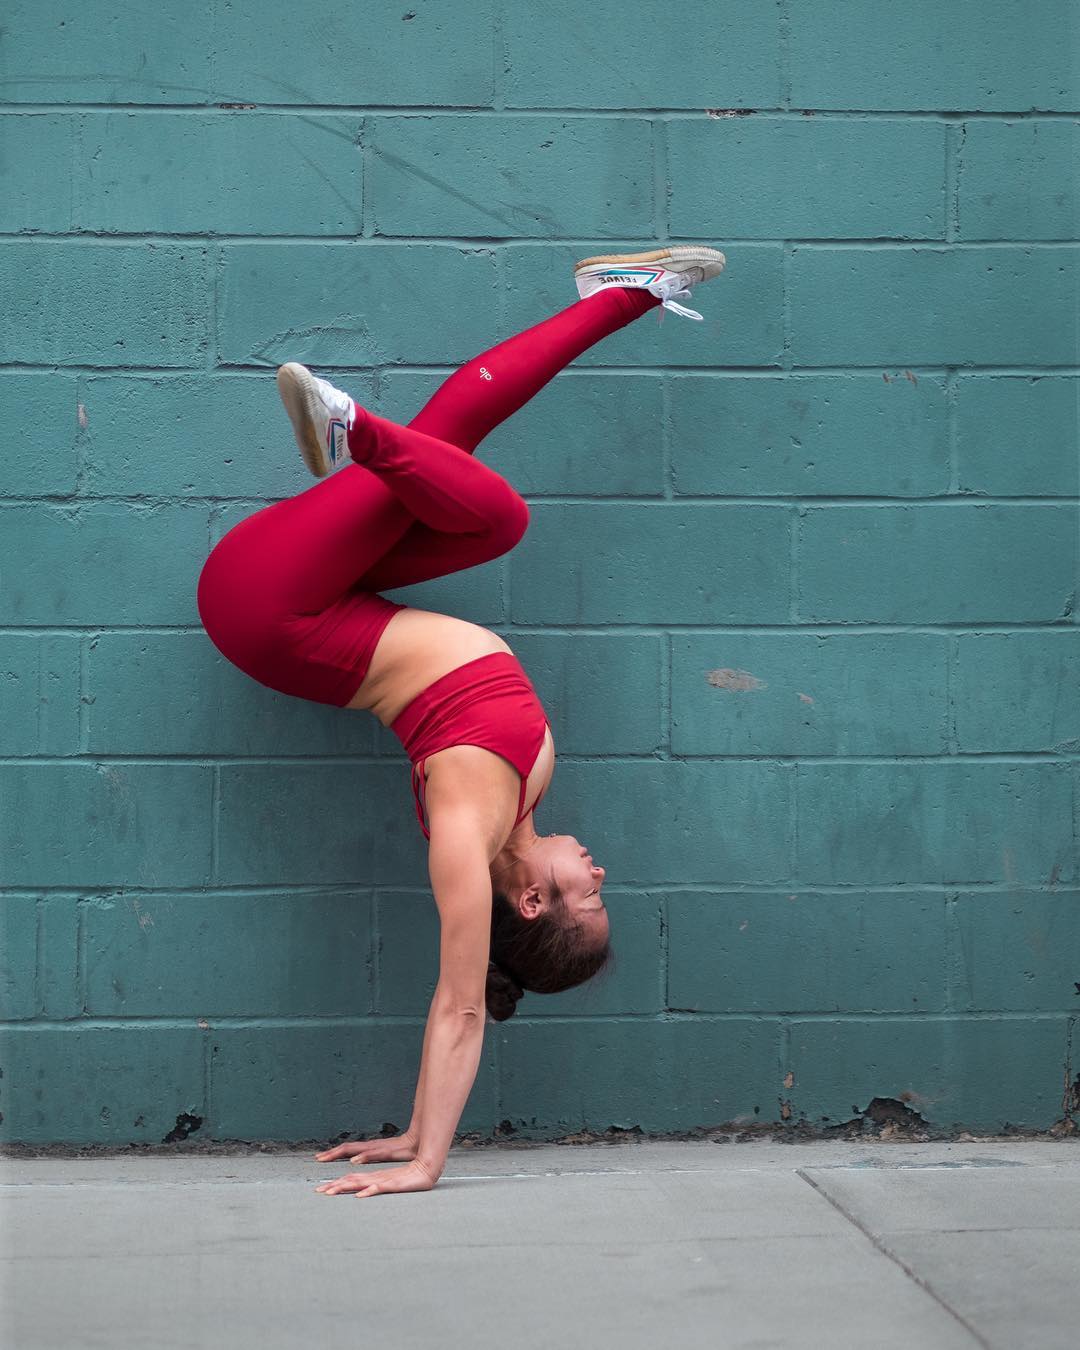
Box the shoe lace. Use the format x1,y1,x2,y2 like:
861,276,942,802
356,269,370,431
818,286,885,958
647,270,705,322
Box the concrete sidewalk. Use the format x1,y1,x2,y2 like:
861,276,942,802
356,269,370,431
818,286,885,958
3,1138,1078,1349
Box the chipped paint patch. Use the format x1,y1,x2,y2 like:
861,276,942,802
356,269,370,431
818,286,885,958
706,668,766,692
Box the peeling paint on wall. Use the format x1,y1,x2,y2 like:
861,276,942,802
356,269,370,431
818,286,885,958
706,668,766,692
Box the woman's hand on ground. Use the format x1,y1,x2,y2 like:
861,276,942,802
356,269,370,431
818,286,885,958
314,1131,419,1165
315,1158,437,1198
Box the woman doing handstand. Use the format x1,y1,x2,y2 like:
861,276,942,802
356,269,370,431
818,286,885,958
196,245,726,1197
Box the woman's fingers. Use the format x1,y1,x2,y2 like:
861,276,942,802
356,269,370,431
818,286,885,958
315,1172,366,1194
314,1143,361,1161
314,1137,417,1164
318,1135,419,1162
316,1160,436,1198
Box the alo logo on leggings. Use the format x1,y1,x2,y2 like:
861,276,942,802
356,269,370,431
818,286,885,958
479,366,493,381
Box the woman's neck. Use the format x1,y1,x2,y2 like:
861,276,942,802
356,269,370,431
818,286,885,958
489,819,545,884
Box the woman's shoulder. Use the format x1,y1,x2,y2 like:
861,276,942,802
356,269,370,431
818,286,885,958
424,746,522,855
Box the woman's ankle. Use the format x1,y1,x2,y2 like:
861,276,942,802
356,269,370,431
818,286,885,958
346,401,375,464
611,285,662,320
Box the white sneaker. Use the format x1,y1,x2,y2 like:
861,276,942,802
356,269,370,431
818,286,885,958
574,246,726,321
276,362,357,477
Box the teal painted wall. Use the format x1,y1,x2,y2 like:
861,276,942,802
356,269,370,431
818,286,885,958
2,0,1078,1145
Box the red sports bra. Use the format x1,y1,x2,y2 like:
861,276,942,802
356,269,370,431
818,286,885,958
389,651,551,841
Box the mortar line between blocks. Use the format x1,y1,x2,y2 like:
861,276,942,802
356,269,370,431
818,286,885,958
35,631,46,755
947,119,964,244
789,503,801,624
652,114,667,241
947,633,959,754
210,765,220,885
661,631,671,759
76,897,86,1017
1073,762,1079,909
359,114,367,238
34,895,45,1018
493,1015,503,1123
661,374,673,500
659,893,670,1012
206,0,218,105
790,760,800,890
4,363,1080,377
201,1020,213,1138
360,115,374,238
497,238,510,614
796,1169,994,1349
1,1011,1066,1030
6,621,1080,635
204,244,216,372
494,243,507,340
78,634,90,754
370,890,380,1015
8,883,1077,898
72,370,87,496
778,0,792,109
4,105,1077,118
492,2,505,111
943,890,960,1016
781,242,792,369
68,112,83,235
10,494,1080,507
2,235,1079,248
7,751,1080,766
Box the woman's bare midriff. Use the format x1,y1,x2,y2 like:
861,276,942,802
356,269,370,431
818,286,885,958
343,607,554,819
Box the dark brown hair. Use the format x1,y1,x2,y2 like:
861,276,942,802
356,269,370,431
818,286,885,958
485,885,614,1021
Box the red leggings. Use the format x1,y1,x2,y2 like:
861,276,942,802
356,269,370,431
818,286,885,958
197,286,659,707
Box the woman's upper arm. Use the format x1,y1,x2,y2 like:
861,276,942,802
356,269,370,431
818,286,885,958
426,812,494,1015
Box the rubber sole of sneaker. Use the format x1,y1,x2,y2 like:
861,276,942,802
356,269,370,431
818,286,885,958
575,245,726,277
277,362,333,478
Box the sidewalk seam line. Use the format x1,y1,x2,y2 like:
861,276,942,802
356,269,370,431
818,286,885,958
795,1168,992,1349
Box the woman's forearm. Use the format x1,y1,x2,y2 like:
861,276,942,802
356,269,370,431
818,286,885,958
404,991,438,1141
413,1002,486,1180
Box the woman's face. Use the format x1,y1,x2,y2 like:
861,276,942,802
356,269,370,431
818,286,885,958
518,833,608,943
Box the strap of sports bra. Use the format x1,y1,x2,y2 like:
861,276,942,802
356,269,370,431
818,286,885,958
513,770,530,826
412,759,429,836
415,727,548,835
515,720,551,824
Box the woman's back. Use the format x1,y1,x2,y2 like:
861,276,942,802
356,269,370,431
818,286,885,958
345,606,511,726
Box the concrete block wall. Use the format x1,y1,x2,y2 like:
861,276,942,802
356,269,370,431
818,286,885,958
1,0,1078,1144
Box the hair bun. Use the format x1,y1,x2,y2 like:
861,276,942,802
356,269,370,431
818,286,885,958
485,959,524,1022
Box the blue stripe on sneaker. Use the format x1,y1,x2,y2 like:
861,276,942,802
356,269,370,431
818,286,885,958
328,418,346,465
596,267,666,285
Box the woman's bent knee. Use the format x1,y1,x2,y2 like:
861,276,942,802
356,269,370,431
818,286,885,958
496,494,530,551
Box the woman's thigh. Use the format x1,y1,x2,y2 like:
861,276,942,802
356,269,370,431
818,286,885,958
354,503,529,592
201,465,413,620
